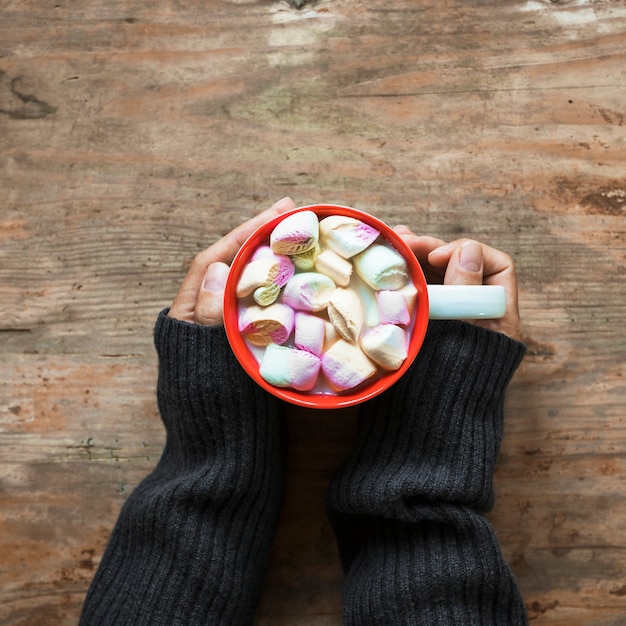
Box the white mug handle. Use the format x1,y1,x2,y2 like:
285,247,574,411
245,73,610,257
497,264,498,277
427,285,506,320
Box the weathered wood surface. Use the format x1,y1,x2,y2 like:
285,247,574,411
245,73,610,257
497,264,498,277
1,0,625,624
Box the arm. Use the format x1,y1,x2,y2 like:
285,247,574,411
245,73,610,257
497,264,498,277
80,199,295,626
326,235,528,625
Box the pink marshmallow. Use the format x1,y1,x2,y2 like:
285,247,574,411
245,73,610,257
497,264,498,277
270,210,319,255
250,245,295,287
294,312,326,357
319,215,380,258
321,339,377,392
376,290,411,326
281,272,336,312
360,324,408,371
238,303,295,346
259,344,321,391
251,245,275,261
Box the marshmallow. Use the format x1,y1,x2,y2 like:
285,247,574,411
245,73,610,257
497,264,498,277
259,343,321,391
294,312,325,357
360,324,408,371
235,212,420,397
353,243,409,291
250,245,274,261
376,290,411,326
327,288,364,343
270,210,319,255
292,242,320,271
322,339,377,392
238,303,295,346
319,215,380,258
281,272,336,312
324,320,340,350
253,283,281,306
400,282,418,315
236,258,279,298
314,249,353,288
251,245,295,287
354,279,380,327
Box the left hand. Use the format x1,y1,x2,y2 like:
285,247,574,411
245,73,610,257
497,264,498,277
168,197,296,325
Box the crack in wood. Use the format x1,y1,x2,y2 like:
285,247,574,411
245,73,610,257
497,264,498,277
0,72,57,120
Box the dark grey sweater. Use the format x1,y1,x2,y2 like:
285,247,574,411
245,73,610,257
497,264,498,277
79,310,528,625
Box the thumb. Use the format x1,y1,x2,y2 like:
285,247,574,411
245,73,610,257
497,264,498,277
195,262,230,326
443,240,484,285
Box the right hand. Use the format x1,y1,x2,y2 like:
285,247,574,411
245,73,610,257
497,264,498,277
394,227,522,342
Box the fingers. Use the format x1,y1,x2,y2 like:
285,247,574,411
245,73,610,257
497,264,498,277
193,197,296,273
168,197,296,323
195,262,230,326
434,240,485,286
393,226,447,284
394,230,447,262
168,207,523,340
394,228,522,341
428,238,521,340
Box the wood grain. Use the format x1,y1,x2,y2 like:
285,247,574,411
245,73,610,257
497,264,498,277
1,0,625,623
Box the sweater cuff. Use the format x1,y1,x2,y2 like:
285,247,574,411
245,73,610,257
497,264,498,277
328,321,526,520
153,309,282,456
416,320,527,412
386,320,526,509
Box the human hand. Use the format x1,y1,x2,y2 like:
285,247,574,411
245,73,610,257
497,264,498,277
168,197,296,325
394,227,522,341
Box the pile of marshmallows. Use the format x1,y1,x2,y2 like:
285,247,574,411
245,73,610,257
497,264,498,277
236,211,418,394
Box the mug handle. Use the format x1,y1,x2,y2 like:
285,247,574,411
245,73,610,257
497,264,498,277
427,285,506,320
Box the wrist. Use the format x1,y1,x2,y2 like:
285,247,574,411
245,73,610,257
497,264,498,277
153,310,283,454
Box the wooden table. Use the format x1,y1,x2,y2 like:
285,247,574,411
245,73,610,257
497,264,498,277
2,0,625,623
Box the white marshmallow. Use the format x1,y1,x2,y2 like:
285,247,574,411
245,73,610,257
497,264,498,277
314,249,353,287
281,272,336,312
400,282,418,315
360,324,408,371
319,215,380,258
353,243,409,291
238,303,295,346
259,343,321,391
376,290,411,326
353,279,380,327
294,312,325,357
324,320,340,350
321,339,377,392
327,288,364,343
236,258,279,298
270,210,319,255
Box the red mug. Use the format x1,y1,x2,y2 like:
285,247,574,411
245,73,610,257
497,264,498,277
223,204,504,409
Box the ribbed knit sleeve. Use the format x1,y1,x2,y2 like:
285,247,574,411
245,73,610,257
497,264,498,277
326,320,528,625
79,310,286,626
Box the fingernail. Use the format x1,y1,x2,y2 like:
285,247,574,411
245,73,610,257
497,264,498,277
202,263,229,292
429,242,453,256
393,224,410,234
459,240,482,272
270,196,293,211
